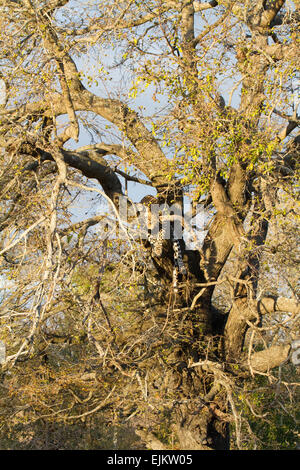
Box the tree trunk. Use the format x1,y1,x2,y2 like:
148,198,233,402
140,237,230,450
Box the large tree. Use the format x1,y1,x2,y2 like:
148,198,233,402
0,0,299,450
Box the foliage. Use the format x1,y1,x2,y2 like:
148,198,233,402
0,0,299,450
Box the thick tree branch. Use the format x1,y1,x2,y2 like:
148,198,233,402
75,91,171,185
277,120,298,142
76,143,134,161
193,1,218,12
257,296,299,316
245,344,291,373
21,142,124,203
1,90,171,187
75,145,153,186
200,174,246,283
225,296,299,360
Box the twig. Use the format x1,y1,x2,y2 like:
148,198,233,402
65,386,116,420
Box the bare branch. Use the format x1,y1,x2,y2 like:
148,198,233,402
0,216,46,256
65,386,116,420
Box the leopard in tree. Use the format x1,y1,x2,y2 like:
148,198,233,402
140,195,187,292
